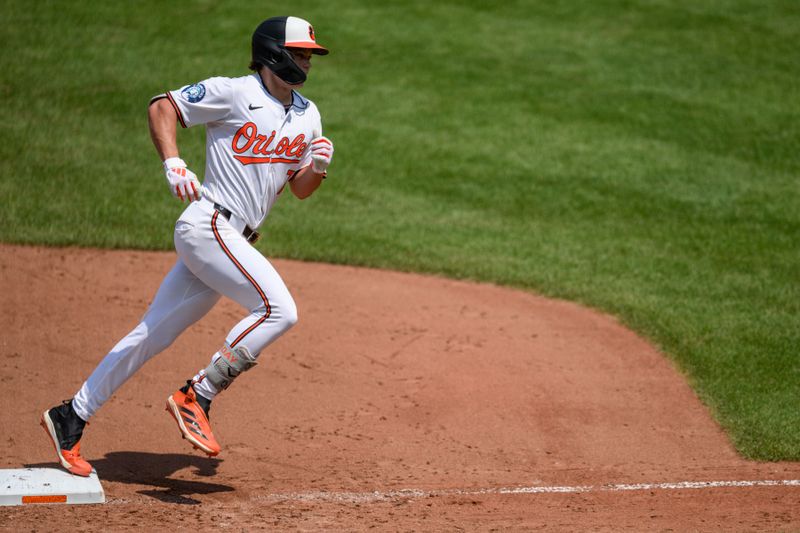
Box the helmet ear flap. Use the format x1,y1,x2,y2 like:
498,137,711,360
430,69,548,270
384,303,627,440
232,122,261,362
252,28,307,85
258,35,284,64
266,47,307,85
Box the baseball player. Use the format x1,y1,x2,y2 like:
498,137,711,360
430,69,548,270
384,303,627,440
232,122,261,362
40,16,333,476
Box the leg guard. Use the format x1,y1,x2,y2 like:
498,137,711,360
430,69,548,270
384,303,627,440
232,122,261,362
203,345,257,391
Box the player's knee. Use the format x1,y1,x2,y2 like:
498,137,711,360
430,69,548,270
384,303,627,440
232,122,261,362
279,299,298,331
260,296,297,333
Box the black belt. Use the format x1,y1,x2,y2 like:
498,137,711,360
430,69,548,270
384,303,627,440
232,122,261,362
214,203,260,244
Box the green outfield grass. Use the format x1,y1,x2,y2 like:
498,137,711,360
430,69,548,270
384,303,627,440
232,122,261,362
1,1,798,460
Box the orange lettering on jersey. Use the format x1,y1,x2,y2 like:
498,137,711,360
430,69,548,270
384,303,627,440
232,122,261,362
252,134,268,154
274,137,289,155
231,122,304,165
263,131,277,154
232,122,257,153
285,135,307,158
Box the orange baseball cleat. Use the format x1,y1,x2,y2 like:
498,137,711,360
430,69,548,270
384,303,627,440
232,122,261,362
40,400,93,477
165,381,221,456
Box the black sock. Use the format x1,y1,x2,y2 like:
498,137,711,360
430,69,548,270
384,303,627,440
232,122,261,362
180,380,212,418
195,393,212,419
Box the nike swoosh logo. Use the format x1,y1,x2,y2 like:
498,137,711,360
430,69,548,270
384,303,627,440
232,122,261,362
248,104,263,110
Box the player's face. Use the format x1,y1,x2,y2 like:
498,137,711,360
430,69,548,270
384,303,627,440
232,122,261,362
287,48,313,75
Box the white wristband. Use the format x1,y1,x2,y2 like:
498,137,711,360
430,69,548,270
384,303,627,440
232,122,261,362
163,157,187,171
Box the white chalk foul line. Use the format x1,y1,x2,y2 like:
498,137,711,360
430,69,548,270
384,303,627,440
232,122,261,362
259,479,800,504
498,479,800,495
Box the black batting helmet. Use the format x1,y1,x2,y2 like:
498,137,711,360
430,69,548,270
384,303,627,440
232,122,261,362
251,16,329,85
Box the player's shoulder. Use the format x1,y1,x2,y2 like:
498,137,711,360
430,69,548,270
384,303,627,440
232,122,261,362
208,74,255,94
230,73,259,86
184,75,235,96
201,74,260,90
207,74,266,100
192,75,231,86
237,73,278,98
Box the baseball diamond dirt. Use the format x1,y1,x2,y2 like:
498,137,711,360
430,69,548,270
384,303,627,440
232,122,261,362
1,243,799,530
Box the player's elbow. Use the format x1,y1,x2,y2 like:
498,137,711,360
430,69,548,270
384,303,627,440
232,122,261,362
289,182,315,200
293,189,314,200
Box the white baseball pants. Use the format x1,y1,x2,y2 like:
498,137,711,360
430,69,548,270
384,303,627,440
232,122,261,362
72,198,297,421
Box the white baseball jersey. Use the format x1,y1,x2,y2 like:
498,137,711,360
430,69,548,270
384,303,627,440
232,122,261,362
74,74,321,419
166,74,323,229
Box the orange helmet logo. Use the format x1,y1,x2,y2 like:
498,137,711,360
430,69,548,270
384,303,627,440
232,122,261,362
308,25,315,41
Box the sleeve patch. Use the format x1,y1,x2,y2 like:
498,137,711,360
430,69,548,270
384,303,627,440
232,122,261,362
181,83,206,103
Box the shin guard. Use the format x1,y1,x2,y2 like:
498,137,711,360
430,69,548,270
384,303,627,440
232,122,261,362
204,345,257,390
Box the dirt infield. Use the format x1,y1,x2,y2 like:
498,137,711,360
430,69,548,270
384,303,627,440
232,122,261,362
1,244,798,530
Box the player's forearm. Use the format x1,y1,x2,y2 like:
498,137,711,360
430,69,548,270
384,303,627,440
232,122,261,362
290,166,325,199
148,98,180,161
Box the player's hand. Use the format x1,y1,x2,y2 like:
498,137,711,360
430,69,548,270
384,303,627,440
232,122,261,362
310,129,333,174
163,157,202,202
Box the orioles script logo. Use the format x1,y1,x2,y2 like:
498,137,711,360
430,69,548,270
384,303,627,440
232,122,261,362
231,122,307,165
